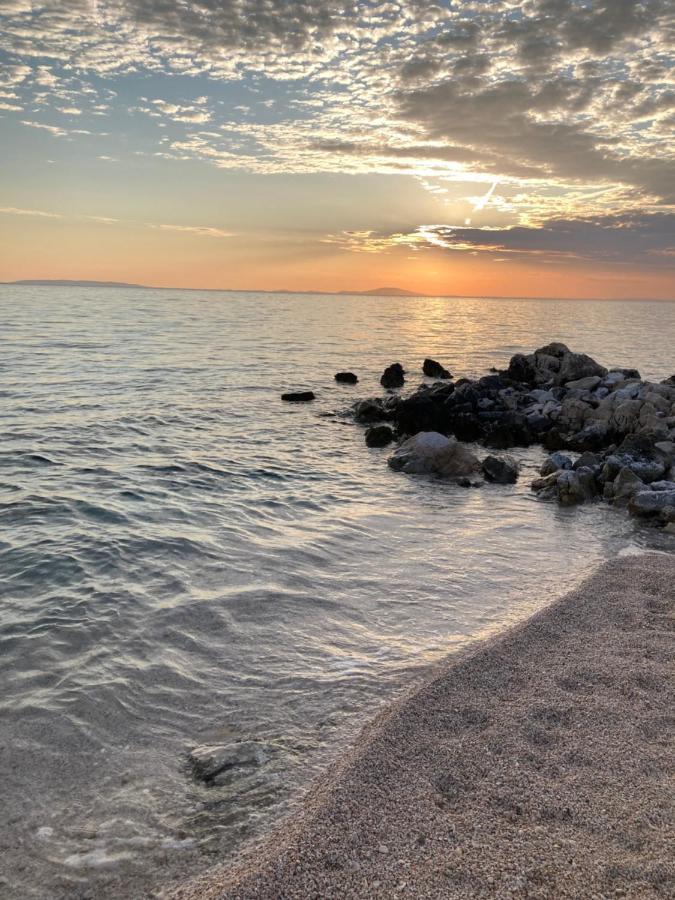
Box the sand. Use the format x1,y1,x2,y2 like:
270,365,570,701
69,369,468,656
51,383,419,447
168,552,674,899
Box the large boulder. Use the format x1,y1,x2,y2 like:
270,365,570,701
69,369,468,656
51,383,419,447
388,432,481,478
555,351,607,386
504,343,606,388
380,363,405,389
482,454,519,484
335,371,358,384
423,358,451,379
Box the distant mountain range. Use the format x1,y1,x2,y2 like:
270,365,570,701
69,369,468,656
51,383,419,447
3,280,418,296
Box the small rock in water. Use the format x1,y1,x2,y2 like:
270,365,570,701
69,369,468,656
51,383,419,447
423,358,452,379
380,363,405,389
482,454,519,484
365,425,394,447
335,372,358,384
188,741,269,782
281,391,315,402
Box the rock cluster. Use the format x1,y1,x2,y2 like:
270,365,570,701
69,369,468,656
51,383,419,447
346,342,675,530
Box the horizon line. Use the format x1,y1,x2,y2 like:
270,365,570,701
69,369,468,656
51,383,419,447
1,279,673,304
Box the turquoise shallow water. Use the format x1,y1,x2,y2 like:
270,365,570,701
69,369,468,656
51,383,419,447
0,287,673,898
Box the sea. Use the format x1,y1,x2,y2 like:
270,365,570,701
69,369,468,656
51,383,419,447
1,286,673,899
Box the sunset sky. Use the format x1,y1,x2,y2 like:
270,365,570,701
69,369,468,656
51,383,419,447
1,0,673,299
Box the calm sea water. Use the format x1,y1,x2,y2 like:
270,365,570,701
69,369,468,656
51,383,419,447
1,287,673,899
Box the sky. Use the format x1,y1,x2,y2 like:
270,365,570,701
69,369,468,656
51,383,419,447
0,0,673,299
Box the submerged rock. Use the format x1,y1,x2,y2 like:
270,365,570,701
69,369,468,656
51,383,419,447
365,424,394,447
189,741,269,782
388,432,481,478
335,372,358,384
380,363,405,389
423,358,452,379
282,391,315,402
482,454,519,484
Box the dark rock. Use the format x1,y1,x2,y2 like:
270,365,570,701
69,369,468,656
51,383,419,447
477,374,505,392
557,468,598,505
611,367,641,380
540,451,573,476
613,467,645,504
395,395,451,436
505,353,537,384
282,391,315,402
482,454,519,484
381,363,405,389
335,372,358,384
365,425,394,447
483,412,533,448
452,412,484,443
531,472,560,498
568,423,610,452
423,358,452,379
573,451,601,471
629,490,675,519
353,398,391,423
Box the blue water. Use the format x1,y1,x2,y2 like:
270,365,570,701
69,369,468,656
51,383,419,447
0,287,673,899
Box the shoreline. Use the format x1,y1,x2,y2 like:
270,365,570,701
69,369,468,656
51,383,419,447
167,552,674,899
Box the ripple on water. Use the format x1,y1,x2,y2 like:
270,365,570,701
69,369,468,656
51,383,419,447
0,287,673,899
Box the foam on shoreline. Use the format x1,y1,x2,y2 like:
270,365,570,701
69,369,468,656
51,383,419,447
168,552,674,899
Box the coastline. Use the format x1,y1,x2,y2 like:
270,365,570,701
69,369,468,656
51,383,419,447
167,551,674,899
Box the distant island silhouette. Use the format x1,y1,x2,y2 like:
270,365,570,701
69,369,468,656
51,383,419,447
4,280,417,297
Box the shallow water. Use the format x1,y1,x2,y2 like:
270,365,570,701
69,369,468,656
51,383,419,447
0,287,673,899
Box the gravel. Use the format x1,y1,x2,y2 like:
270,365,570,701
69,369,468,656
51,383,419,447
167,552,675,900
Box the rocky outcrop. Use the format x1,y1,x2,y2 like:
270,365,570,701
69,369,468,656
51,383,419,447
422,358,451,379
342,342,675,530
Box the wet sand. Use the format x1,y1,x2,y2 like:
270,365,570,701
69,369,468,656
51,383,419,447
168,552,674,899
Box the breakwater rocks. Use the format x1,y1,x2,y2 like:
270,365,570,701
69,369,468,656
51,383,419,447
347,343,675,531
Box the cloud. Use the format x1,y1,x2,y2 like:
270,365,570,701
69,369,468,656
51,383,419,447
328,212,675,268
146,223,235,238
0,206,62,218
0,0,672,249
418,213,675,265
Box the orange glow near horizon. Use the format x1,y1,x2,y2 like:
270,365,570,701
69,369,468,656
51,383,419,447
2,214,673,301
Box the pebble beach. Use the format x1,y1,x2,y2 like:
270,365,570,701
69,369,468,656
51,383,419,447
169,552,674,899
